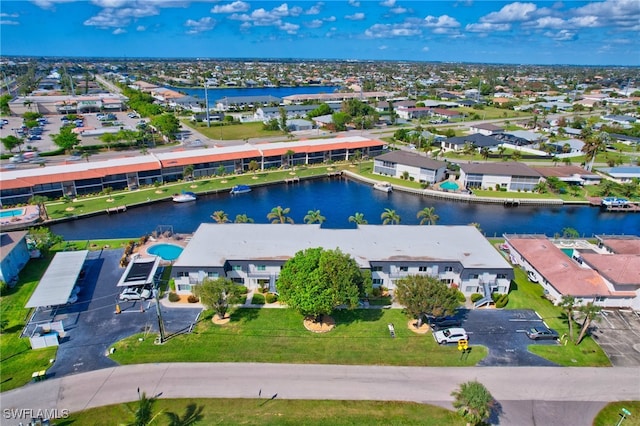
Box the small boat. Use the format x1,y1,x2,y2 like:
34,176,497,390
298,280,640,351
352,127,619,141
230,185,252,194
172,191,197,203
373,182,393,193
601,197,629,207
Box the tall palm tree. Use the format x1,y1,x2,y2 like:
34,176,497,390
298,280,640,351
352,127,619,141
303,209,326,224
575,302,602,345
165,403,204,426
267,206,294,224
124,389,163,426
451,381,495,426
417,207,439,225
211,210,229,223
29,195,49,220
582,130,610,171
381,208,401,225
234,213,254,223
480,147,490,161
348,212,367,225
559,295,576,342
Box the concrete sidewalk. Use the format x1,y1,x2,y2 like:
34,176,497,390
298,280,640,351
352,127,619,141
1,364,638,426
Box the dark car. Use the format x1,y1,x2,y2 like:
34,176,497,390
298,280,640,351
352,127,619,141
526,327,559,340
428,315,462,330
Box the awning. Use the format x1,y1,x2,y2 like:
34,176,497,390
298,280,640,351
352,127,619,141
25,250,88,308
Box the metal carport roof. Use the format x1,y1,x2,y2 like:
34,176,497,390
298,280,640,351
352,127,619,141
25,250,88,308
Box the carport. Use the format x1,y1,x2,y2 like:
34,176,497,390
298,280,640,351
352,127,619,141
25,250,88,308
116,255,161,287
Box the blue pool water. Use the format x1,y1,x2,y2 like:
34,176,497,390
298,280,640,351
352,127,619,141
561,248,574,257
0,208,25,218
440,181,460,191
147,243,183,261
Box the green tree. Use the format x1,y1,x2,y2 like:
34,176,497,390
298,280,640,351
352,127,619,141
164,403,204,426
151,113,180,139
348,212,367,225
234,213,254,223
279,106,288,132
195,277,240,319
304,209,326,224
332,112,351,131
99,132,119,151
307,103,332,118
51,125,79,152
381,208,401,225
28,227,62,254
183,165,195,180
123,388,163,426
395,275,460,327
417,207,439,225
248,160,259,174
283,149,295,168
559,295,576,342
267,206,294,224
276,247,365,322
451,380,496,426
1,135,23,153
29,195,50,220
0,94,11,115
575,302,602,345
561,227,579,238
211,210,229,223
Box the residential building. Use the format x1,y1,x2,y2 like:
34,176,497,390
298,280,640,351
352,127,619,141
440,134,501,152
254,104,341,121
459,162,542,191
215,96,281,111
533,165,602,186
596,166,640,183
282,91,393,105
469,123,504,136
0,231,30,285
171,224,514,296
373,151,447,184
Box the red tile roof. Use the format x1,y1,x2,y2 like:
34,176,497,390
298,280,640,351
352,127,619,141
580,254,640,286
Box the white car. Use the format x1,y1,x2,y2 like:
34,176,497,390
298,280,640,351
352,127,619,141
433,327,468,345
119,287,151,301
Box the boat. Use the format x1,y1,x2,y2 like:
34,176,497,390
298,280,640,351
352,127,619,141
373,182,393,193
172,191,197,203
230,185,252,194
601,197,629,207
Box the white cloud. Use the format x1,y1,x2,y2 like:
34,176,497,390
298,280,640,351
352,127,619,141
136,25,146,31
0,13,19,18
348,0,360,7
0,20,19,25
185,17,216,34
230,3,299,26
306,2,323,15
390,7,407,14
380,0,396,7
572,0,640,29
211,1,250,14
279,22,299,34
112,27,126,34
567,16,600,28
481,2,538,23
324,16,336,22
84,3,160,28
306,19,323,28
31,0,75,10
379,45,388,50
92,0,130,8
465,22,511,32
424,15,460,28
544,29,576,41
524,16,565,30
364,22,421,38
422,46,429,52
345,12,365,21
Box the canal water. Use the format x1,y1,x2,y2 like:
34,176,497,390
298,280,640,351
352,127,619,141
167,85,341,101
50,177,640,240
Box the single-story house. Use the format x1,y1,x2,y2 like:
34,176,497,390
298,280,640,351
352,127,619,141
254,104,340,121
312,114,334,128
373,150,447,183
546,139,585,154
171,224,514,297
469,123,504,136
215,96,281,111
0,231,30,285
533,165,602,185
286,119,313,132
459,162,542,191
440,134,501,152
601,115,636,125
596,166,640,183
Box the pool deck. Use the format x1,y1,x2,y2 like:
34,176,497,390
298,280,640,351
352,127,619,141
0,205,41,230
136,234,190,262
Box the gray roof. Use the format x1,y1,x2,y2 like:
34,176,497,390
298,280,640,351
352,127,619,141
446,133,501,148
0,231,28,263
116,256,161,287
173,224,512,270
505,130,543,142
471,123,504,132
374,150,447,171
216,95,281,104
460,162,541,177
25,250,88,308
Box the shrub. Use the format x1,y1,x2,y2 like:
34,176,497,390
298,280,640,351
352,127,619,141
470,293,484,303
456,290,466,303
495,294,509,308
0,280,8,296
187,294,199,303
236,285,248,294
265,293,278,303
491,292,500,302
168,292,180,302
371,286,382,297
230,294,247,304
251,293,265,305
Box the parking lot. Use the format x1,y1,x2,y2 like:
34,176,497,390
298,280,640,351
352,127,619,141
27,248,202,379
456,309,559,366
590,309,640,366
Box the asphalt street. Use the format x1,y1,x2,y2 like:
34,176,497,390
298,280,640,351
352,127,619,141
1,364,638,426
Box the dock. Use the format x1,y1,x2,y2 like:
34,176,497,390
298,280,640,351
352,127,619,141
284,176,300,183
602,204,640,213
106,205,127,214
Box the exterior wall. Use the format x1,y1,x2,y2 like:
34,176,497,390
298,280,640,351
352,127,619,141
0,236,30,284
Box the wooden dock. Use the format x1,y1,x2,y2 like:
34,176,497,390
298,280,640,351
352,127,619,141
284,176,300,183
106,205,127,214
602,204,640,213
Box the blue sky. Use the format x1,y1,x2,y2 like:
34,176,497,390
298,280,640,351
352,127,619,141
1,1,639,65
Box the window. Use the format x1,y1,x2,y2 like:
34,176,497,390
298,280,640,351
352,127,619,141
470,274,479,279
207,272,219,278
441,278,454,285
497,274,507,279
372,278,383,285
444,266,453,272
399,266,408,272
232,265,242,271
177,271,188,277
371,266,383,272
231,277,244,284
256,265,266,271
418,266,428,272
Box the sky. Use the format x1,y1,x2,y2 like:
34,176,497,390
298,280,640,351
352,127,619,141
1,0,639,66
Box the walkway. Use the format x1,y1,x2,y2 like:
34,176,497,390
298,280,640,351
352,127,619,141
1,364,638,426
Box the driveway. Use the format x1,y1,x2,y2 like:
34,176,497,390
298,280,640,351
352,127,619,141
459,309,559,366
590,309,640,366
29,249,202,379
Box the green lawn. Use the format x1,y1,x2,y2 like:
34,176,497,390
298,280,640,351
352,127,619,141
112,308,486,367
506,268,610,367
593,401,640,426
182,120,285,140
61,398,464,426
0,256,57,393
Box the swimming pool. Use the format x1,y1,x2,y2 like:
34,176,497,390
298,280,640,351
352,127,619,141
561,248,574,258
147,243,184,261
0,208,25,219
440,181,460,191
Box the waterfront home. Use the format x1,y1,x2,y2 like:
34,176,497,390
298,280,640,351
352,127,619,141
440,133,501,152
214,95,281,111
596,166,640,183
459,162,542,192
171,224,514,297
373,150,447,184
533,165,602,186
0,230,30,285
505,235,640,310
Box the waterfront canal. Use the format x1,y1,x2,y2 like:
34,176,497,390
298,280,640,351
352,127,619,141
50,177,640,240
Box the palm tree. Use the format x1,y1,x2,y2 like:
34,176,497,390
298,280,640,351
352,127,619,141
575,302,602,345
123,388,163,426
234,213,254,223
303,209,326,224
165,403,204,426
381,208,401,225
497,145,507,160
559,295,576,342
511,150,522,162
451,380,495,426
29,195,49,220
267,206,294,224
348,212,367,225
416,207,439,225
582,131,610,171
183,164,195,181
480,147,490,161
283,149,295,169
211,210,229,223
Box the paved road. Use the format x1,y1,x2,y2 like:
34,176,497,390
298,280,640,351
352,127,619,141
1,364,638,426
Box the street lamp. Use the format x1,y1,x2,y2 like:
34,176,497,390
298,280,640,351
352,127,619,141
204,81,210,128
616,408,632,426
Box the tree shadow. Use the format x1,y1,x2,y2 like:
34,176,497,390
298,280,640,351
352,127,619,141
331,308,384,326
488,399,504,425
230,307,261,324
165,403,204,425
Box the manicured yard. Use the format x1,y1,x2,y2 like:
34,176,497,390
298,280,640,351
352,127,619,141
112,308,487,367
182,120,285,140
64,398,464,426
593,401,640,426
0,255,57,392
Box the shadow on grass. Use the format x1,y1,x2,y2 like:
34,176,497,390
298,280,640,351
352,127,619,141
332,308,384,325
230,307,261,324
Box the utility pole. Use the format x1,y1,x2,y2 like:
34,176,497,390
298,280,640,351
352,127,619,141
154,289,166,343
204,81,210,128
